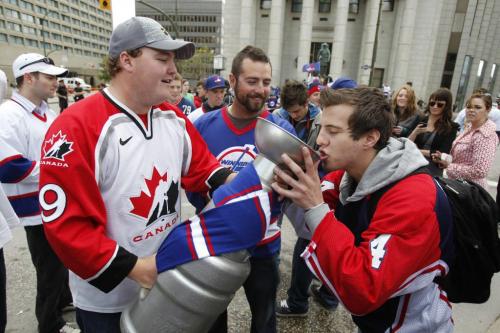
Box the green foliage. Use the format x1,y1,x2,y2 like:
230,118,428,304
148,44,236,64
98,55,111,83
176,47,215,81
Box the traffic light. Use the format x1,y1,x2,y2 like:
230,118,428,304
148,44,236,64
99,0,111,10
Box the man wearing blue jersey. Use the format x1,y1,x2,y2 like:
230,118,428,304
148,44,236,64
192,46,295,333
165,73,196,116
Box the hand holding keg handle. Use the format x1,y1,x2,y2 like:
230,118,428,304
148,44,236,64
128,254,158,289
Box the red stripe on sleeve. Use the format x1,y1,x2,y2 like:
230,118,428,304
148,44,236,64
199,214,215,256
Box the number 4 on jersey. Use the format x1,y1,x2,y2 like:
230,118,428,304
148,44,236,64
370,234,391,269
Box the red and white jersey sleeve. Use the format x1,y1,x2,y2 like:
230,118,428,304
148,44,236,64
303,173,447,316
39,91,225,312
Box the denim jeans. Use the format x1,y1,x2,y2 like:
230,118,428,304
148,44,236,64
209,254,280,333
76,308,121,333
286,237,338,312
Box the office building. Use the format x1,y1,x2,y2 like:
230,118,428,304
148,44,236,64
0,0,113,87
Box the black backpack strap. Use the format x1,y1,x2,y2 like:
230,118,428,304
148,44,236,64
366,167,430,222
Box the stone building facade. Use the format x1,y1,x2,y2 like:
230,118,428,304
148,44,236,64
221,0,500,107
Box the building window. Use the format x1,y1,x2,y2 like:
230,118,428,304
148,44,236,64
26,38,38,47
319,0,331,13
23,26,37,35
6,0,18,5
35,6,47,15
47,0,58,8
475,59,487,89
349,0,359,14
260,0,272,10
10,35,24,45
7,22,22,32
20,0,34,11
21,13,35,23
0,33,7,43
382,0,394,12
5,8,20,19
456,55,473,109
488,64,497,93
292,0,302,13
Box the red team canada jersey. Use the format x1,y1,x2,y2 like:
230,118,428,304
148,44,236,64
305,171,454,332
39,89,225,312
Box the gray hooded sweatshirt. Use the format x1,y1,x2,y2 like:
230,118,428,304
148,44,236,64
289,138,429,237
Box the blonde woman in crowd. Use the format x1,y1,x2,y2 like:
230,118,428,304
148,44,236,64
432,93,498,188
391,84,421,137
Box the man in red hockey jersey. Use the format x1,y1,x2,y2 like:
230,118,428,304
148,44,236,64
272,87,454,332
38,17,232,332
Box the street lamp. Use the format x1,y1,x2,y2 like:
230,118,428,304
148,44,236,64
136,0,180,39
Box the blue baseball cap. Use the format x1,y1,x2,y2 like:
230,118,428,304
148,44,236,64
204,75,226,90
329,77,358,90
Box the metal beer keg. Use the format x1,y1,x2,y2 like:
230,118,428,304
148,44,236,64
121,250,250,333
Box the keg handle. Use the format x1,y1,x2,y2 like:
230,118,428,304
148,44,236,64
140,287,151,301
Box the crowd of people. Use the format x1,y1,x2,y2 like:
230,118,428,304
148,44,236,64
0,15,499,333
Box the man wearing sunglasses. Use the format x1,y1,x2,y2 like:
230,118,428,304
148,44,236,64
0,54,80,333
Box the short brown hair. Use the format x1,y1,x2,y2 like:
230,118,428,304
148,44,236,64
281,80,308,110
320,87,394,150
106,48,142,78
15,72,39,88
231,45,271,79
466,93,492,110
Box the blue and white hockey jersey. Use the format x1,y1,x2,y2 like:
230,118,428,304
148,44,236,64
191,107,296,257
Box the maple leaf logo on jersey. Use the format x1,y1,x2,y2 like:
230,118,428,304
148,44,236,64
42,131,74,161
130,167,179,227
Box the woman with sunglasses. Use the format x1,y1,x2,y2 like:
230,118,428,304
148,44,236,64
391,84,421,137
408,88,458,176
432,93,498,188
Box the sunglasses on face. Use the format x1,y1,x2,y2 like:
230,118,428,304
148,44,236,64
429,101,445,108
19,57,54,70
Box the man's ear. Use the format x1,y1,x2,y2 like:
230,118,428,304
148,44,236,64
363,129,381,149
119,51,134,73
24,73,36,85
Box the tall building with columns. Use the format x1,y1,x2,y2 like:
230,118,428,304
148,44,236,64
221,0,500,108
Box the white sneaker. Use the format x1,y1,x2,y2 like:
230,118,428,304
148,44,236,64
59,323,81,333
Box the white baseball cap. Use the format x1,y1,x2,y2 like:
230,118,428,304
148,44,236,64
12,53,68,79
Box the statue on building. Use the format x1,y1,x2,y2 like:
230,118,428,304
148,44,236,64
317,43,331,76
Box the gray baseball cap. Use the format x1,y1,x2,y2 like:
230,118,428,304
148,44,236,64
109,16,195,59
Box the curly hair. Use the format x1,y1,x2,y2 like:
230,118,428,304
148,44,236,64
391,85,418,122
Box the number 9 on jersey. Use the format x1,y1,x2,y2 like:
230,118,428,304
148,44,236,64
39,184,67,223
